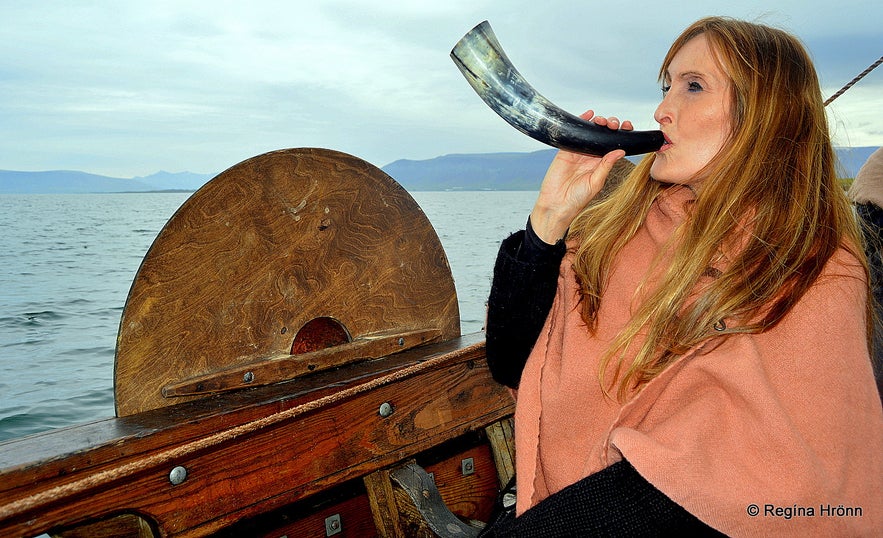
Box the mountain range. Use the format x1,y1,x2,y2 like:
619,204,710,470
0,170,213,194
1,147,879,194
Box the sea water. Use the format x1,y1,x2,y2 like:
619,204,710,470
0,190,537,442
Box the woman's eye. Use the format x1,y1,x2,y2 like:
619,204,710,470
688,81,703,92
661,84,671,96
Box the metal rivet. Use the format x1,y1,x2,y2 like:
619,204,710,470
169,465,187,485
325,513,342,536
378,402,394,418
397,337,405,346
243,371,255,383
461,457,474,476
281,326,287,334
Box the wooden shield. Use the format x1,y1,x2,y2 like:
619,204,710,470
114,148,459,416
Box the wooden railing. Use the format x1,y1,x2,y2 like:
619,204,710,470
0,334,514,538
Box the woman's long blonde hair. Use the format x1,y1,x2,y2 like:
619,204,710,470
568,17,870,400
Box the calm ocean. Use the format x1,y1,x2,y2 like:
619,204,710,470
0,190,537,442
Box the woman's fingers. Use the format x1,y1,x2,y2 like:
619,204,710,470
580,110,634,132
584,148,627,201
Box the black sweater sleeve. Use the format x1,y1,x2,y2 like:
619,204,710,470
486,460,726,537
485,222,566,388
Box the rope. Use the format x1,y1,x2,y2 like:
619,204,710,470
824,55,883,106
0,341,484,522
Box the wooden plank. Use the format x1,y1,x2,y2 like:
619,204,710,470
429,437,499,524
485,417,516,487
218,429,502,537
363,468,404,538
392,442,500,536
0,335,479,482
53,513,156,538
0,336,514,538
162,328,442,397
213,477,378,538
263,492,377,538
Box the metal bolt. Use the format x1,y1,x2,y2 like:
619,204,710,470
378,402,394,418
243,371,255,383
325,513,342,536
461,457,475,476
169,465,188,485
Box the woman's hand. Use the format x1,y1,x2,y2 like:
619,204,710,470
530,111,632,244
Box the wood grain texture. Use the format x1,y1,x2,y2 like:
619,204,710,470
1,336,514,538
115,148,459,416
52,513,156,538
208,430,500,537
485,417,516,488
364,468,405,538
390,442,499,536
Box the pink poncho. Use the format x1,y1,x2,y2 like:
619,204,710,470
514,185,883,536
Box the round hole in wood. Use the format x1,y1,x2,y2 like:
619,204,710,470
290,317,351,355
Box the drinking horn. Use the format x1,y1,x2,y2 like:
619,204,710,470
451,21,664,156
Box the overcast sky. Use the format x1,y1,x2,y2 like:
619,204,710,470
1,0,881,178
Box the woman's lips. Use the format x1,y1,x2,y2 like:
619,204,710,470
658,133,673,152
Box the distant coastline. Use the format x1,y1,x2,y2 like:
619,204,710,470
1,147,879,194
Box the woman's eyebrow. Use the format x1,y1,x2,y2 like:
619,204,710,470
662,69,706,80
674,70,707,80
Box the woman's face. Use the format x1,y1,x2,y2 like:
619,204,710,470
651,34,734,186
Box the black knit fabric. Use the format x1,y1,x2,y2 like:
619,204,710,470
483,460,726,537
485,226,564,388
855,203,883,402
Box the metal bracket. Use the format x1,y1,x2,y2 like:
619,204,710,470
390,462,481,538
324,513,342,536
460,457,474,476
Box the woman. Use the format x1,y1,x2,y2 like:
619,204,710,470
484,17,883,536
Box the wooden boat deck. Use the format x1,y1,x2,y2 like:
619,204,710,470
1,333,514,537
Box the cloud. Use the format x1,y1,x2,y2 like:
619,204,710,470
0,0,880,177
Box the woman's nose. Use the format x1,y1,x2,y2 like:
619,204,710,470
654,96,672,125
